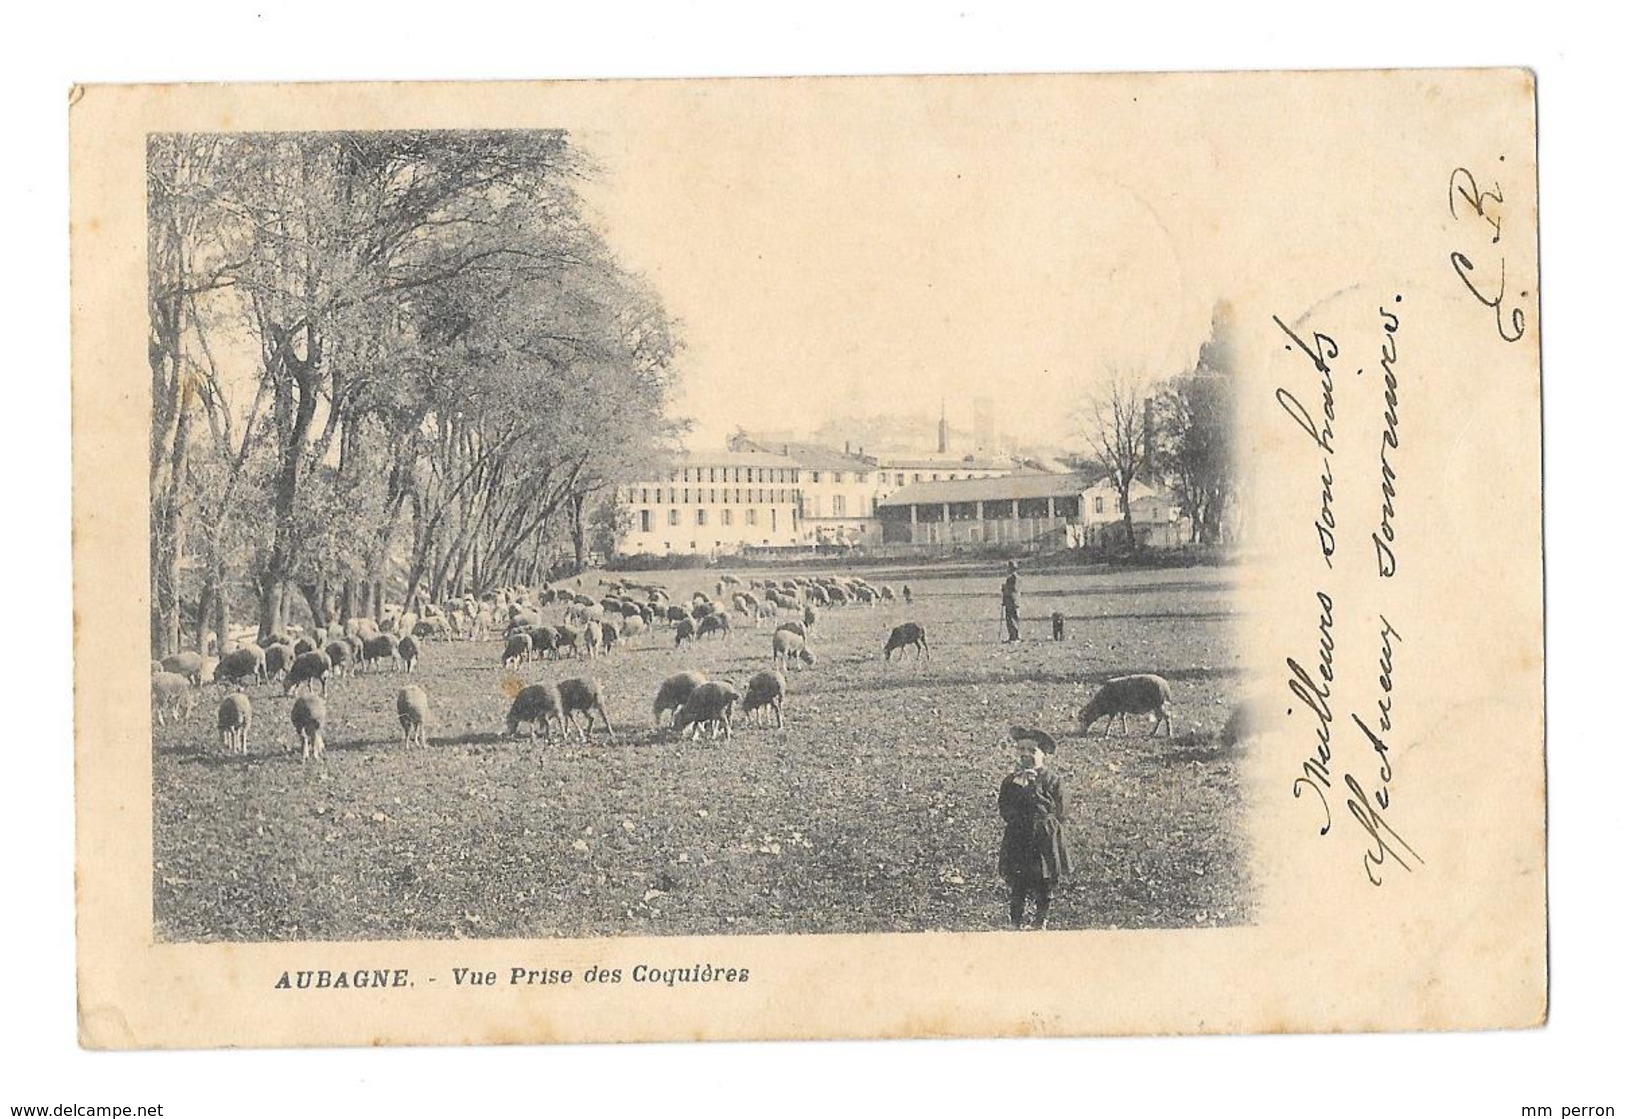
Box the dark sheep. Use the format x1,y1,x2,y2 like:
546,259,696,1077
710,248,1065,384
262,643,295,682
290,695,327,760
528,626,557,659
883,622,929,661
665,604,690,626
601,622,620,655
213,646,266,686
362,633,399,673
396,685,429,747
697,611,731,640
506,683,564,741
653,671,707,726
1078,674,1174,737
284,650,332,696
674,681,742,740
292,636,318,657
674,618,696,647
324,640,353,677
692,601,717,621
217,692,252,754
741,670,786,728
502,633,532,669
554,624,581,657
557,677,615,741
775,620,806,639
397,633,421,673
257,631,293,650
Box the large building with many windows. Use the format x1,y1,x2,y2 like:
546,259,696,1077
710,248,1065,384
617,451,803,556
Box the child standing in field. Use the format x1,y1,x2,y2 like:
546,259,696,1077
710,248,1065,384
998,730,1071,929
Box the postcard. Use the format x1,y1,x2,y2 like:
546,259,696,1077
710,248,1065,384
71,69,1543,1046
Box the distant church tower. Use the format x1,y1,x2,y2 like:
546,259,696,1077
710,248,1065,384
937,399,948,454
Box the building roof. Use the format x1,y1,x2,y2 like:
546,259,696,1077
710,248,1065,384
877,472,1098,507
665,450,800,470
877,454,1018,472
731,437,875,474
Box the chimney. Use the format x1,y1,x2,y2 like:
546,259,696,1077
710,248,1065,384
937,399,948,454
845,440,851,455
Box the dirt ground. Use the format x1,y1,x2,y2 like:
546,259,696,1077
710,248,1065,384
152,563,1254,941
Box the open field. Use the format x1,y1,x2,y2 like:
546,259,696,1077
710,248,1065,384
152,563,1253,941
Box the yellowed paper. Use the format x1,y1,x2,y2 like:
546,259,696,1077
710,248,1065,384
72,70,1543,1047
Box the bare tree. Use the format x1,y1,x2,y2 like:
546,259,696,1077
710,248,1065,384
1080,372,1154,551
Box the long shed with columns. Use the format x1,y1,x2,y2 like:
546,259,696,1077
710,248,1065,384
876,473,1170,547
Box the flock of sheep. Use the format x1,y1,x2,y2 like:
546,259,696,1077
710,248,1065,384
151,568,1187,762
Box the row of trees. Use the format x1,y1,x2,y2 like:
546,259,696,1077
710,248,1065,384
1079,304,1240,548
149,131,682,657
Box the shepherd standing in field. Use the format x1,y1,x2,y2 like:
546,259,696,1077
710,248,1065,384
998,733,1071,929
1000,560,1021,642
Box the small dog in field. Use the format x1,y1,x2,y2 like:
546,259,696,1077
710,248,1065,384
1051,612,1065,641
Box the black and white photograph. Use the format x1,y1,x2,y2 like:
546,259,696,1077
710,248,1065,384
143,124,1252,944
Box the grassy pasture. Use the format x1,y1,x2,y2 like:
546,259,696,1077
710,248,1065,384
152,563,1253,941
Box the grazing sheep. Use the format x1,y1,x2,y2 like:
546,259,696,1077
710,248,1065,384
880,585,896,602
557,677,615,741
257,631,293,650
775,620,807,639
621,615,646,641
827,585,850,606
290,694,327,760
697,611,731,640
284,650,332,696
528,625,557,660
756,600,778,622
160,651,204,684
1078,674,1174,737
741,670,786,728
692,601,717,621
396,685,429,747
802,604,818,629
674,618,697,647
653,671,707,726
854,586,878,605
213,645,266,686
554,624,581,658
902,585,913,604
217,692,252,754
883,622,929,661
674,681,742,740
292,636,317,657
665,604,690,626
324,640,353,677
805,585,830,607
151,671,196,725
771,629,816,670
506,683,565,741
502,632,533,669
397,633,421,672
362,633,399,673
262,643,295,682
582,620,603,659
600,621,620,656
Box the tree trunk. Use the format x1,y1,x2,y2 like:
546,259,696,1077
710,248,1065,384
570,491,587,572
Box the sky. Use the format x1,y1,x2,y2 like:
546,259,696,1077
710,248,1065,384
571,77,1223,454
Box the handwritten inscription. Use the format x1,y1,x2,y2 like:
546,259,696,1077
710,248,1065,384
1449,164,1528,343
1278,300,1423,886
1370,301,1401,577
1274,316,1340,568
